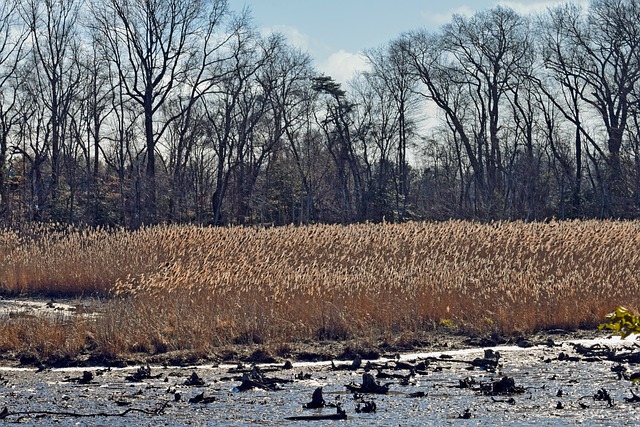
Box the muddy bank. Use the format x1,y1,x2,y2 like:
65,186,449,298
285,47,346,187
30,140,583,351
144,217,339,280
0,320,601,370
0,296,607,369
1,333,640,425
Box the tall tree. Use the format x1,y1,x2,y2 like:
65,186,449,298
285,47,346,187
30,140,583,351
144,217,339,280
365,39,418,220
0,0,27,223
404,7,532,215
203,21,264,225
442,7,532,199
544,0,640,215
91,0,232,223
21,0,82,220
313,75,365,222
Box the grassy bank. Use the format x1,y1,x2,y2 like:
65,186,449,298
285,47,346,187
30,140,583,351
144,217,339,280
1,220,638,362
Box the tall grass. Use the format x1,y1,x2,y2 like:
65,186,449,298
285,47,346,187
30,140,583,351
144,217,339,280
0,224,175,295
1,220,639,359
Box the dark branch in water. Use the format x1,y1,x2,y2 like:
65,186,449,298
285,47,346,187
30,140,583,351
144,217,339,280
0,401,169,421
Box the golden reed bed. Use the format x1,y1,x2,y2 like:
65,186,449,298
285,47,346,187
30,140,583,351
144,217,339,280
1,221,639,360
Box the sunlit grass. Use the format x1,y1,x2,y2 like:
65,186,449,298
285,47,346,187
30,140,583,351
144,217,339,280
1,220,639,359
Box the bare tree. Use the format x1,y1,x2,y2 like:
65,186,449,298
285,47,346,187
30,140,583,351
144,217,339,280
402,30,487,211
403,7,532,216
538,3,593,216
91,0,232,223
0,0,27,223
349,70,403,221
203,22,265,225
312,75,366,222
543,0,640,215
365,39,418,220
20,0,83,221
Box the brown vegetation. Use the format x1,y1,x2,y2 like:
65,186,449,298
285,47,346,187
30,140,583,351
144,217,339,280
1,220,639,361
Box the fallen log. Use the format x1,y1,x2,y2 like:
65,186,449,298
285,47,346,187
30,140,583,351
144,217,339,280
285,406,347,421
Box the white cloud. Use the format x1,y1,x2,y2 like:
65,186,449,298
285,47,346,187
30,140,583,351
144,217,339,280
261,24,310,51
423,6,476,28
318,50,369,85
496,0,588,15
257,24,367,84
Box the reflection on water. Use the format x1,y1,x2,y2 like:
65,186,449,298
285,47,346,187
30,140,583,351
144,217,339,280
0,336,639,426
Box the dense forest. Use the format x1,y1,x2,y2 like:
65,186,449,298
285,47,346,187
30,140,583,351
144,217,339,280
1,0,639,227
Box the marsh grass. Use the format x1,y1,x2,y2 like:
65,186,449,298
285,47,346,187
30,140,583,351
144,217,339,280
1,220,639,360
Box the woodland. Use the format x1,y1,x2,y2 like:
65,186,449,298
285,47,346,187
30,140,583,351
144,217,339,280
0,0,639,227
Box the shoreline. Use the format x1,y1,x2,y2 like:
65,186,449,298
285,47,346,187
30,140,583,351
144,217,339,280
0,324,611,369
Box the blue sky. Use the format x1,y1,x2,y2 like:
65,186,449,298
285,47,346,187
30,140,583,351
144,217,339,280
226,1,583,83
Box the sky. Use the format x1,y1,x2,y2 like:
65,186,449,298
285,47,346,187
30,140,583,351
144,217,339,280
226,0,585,83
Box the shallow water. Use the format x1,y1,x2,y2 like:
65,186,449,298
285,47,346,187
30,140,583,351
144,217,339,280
1,337,640,425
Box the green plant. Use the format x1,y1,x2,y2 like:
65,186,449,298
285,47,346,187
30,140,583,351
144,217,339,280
439,319,454,328
598,307,640,338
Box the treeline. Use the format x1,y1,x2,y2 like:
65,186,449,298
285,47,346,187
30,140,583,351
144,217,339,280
1,0,639,227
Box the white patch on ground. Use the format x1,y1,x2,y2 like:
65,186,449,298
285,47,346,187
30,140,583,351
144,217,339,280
0,298,101,321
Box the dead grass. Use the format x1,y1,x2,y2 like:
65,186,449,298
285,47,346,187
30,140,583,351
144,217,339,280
1,220,639,360
0,224,175,295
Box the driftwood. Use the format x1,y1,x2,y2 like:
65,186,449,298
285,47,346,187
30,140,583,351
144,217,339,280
303,387,325,409
64,371,95,385
188,392,216,404
593,388,614,407
331,355,361,371
624,389,640,403
456,377,477,389
490,397,516,405
285,406,347,421
471,349,501,371
355,399,376,413
345,373,389,394
125,364,162,382
0,402,169,420
184,371,206,386
458,408,472,419
407,391,426,398
481,376,525,395
233,366,291,392
296,371,312,380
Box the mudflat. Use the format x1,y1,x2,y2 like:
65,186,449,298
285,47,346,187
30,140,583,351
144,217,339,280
1,322,639,426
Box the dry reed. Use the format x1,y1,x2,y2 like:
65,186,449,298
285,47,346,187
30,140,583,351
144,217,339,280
1,220,639,359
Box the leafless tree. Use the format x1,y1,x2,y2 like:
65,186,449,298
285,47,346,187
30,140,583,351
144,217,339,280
365,39,419,220
543,0,640,215
19,0,82,220
91,0,233,223
0,0,27,223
